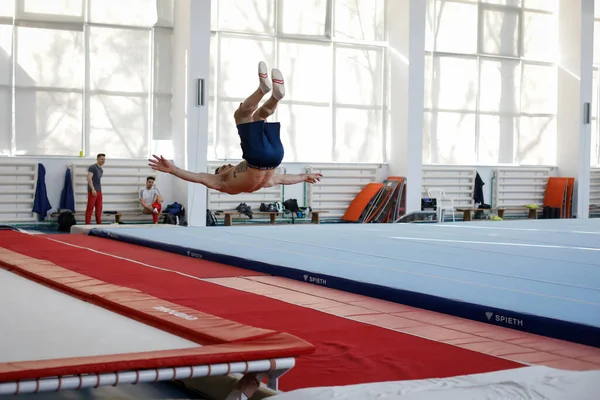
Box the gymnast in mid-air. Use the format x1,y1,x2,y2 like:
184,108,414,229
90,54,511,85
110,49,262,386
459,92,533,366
149,62,322,194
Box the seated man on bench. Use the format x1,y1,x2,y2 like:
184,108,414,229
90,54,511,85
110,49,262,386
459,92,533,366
139,176,163,224
148,62,322,193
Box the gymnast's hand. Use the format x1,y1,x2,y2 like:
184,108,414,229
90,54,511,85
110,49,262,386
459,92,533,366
148,154,174,174
304,173,322,184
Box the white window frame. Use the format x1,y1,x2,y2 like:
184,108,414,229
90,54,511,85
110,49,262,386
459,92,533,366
424,0,556,165
209,0,388,163
593,20,600,166
0,0,173,159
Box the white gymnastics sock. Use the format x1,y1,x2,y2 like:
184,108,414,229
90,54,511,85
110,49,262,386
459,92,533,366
258,61,272,94
271,68,285,100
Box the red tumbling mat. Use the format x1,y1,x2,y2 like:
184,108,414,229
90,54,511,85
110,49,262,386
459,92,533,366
0,247,314,384
383,176,406,222
0,231,523,391
544,177,568,218
565,178,575,219
544,177,576,218
342,183,384,222
364,184,394,223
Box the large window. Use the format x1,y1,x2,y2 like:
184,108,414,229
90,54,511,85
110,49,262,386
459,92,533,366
209,0,387,163
0,0,173,158
591,2,600,166
424,0,558,165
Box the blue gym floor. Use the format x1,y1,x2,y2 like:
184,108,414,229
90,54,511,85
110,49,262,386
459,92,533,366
88,219,600,348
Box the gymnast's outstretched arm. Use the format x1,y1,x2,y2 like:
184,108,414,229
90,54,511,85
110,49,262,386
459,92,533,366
267,173,322,186
171,166,224,190
148,155,224,191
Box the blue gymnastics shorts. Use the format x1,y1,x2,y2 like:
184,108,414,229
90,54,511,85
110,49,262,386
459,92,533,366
237,120,284,170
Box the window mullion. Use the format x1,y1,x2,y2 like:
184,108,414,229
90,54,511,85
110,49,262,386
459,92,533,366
82,0,90,157
516,60,526,164
477,1,484,55
475,55,481,161
214,32,222,160
331,41,336,162
475,2,483,162
381,46,388,162
274,0,280,36
83,21,90,157
596,67,600,165
518,7,524,59
148,28,155,159
325,0,333,39
330,0,336,160
10,22,16,156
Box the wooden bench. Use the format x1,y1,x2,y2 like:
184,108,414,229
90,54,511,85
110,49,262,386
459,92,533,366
114,212,155,224
219,211,279,226
500,207,538,220
218,210,329,226
309,210,328,224
50,211,155,224
456,207,537,221
455,208,501,221
50,211,120,223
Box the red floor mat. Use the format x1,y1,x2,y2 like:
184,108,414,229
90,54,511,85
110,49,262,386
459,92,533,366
45,233,264,279
0,232,522,390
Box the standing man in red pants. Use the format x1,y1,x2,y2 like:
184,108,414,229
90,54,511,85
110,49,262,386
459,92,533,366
85,153,105,225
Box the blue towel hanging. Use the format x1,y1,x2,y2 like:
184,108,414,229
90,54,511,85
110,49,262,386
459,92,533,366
59,167,75,212
32,163,52,221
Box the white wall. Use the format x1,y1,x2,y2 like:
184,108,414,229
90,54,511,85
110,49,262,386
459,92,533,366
422,164,558,207
556,0,594,218
2,156,561,222
1,157,381,221
254,164,519,209
263,163,389,206
169,0,212,226
0,156,177,217
387,0,426,213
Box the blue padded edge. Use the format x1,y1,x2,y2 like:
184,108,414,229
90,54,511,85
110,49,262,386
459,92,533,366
88,228,600,348
0,225,23,232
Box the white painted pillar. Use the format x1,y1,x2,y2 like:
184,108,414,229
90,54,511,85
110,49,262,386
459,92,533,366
387,0,426,213
171,0,211,226
556,0,594,218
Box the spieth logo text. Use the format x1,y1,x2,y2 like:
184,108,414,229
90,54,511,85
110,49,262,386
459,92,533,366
303,274,327,286
187,250,203,259
153,306,198,321
485,311,523,327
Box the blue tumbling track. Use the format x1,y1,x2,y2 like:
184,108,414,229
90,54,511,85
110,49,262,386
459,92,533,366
88,218,600,348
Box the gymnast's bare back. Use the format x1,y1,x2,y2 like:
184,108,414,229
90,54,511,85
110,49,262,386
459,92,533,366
210,160,276,194
149,62,322,194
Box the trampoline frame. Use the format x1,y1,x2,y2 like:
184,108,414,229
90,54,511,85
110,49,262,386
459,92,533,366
0,244,314,398
0,358,293,397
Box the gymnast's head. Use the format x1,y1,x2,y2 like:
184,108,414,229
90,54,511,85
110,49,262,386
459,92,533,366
215,164,234,175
